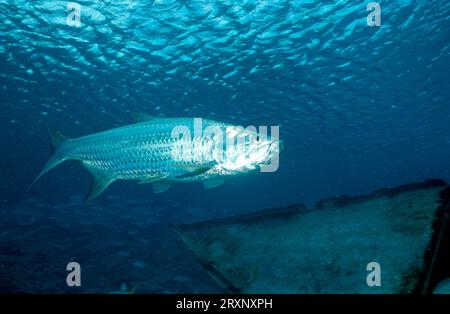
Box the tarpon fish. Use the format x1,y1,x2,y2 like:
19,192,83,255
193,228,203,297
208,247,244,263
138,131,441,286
33,113,281,201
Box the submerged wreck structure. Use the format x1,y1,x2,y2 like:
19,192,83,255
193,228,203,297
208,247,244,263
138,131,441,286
172,179,450,293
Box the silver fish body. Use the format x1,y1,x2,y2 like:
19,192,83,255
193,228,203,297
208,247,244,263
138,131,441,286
34,116,281,200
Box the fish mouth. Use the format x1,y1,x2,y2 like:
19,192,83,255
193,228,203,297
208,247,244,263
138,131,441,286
271,139,284,153
278,139,285,152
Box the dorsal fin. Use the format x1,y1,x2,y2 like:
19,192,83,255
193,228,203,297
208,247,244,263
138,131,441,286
131,112,158,124
31,123,70,186
45,123,69,152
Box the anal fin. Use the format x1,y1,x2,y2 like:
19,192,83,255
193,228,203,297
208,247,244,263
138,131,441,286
83,162,115,201
152,182,172,194
139,175,166,184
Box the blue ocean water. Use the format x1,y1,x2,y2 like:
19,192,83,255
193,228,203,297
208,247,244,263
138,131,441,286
0,0,449,293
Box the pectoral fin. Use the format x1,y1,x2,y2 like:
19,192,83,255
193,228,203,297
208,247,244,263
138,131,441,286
174,163,216,178
82,162,115,202
203,179,225,189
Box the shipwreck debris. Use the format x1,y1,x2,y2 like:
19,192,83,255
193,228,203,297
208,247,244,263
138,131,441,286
172,179,450,293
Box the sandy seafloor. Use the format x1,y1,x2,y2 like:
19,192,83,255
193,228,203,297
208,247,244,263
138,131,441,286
0,194,226,293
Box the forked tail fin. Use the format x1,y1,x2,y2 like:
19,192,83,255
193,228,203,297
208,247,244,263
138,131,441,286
31,123,70,185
